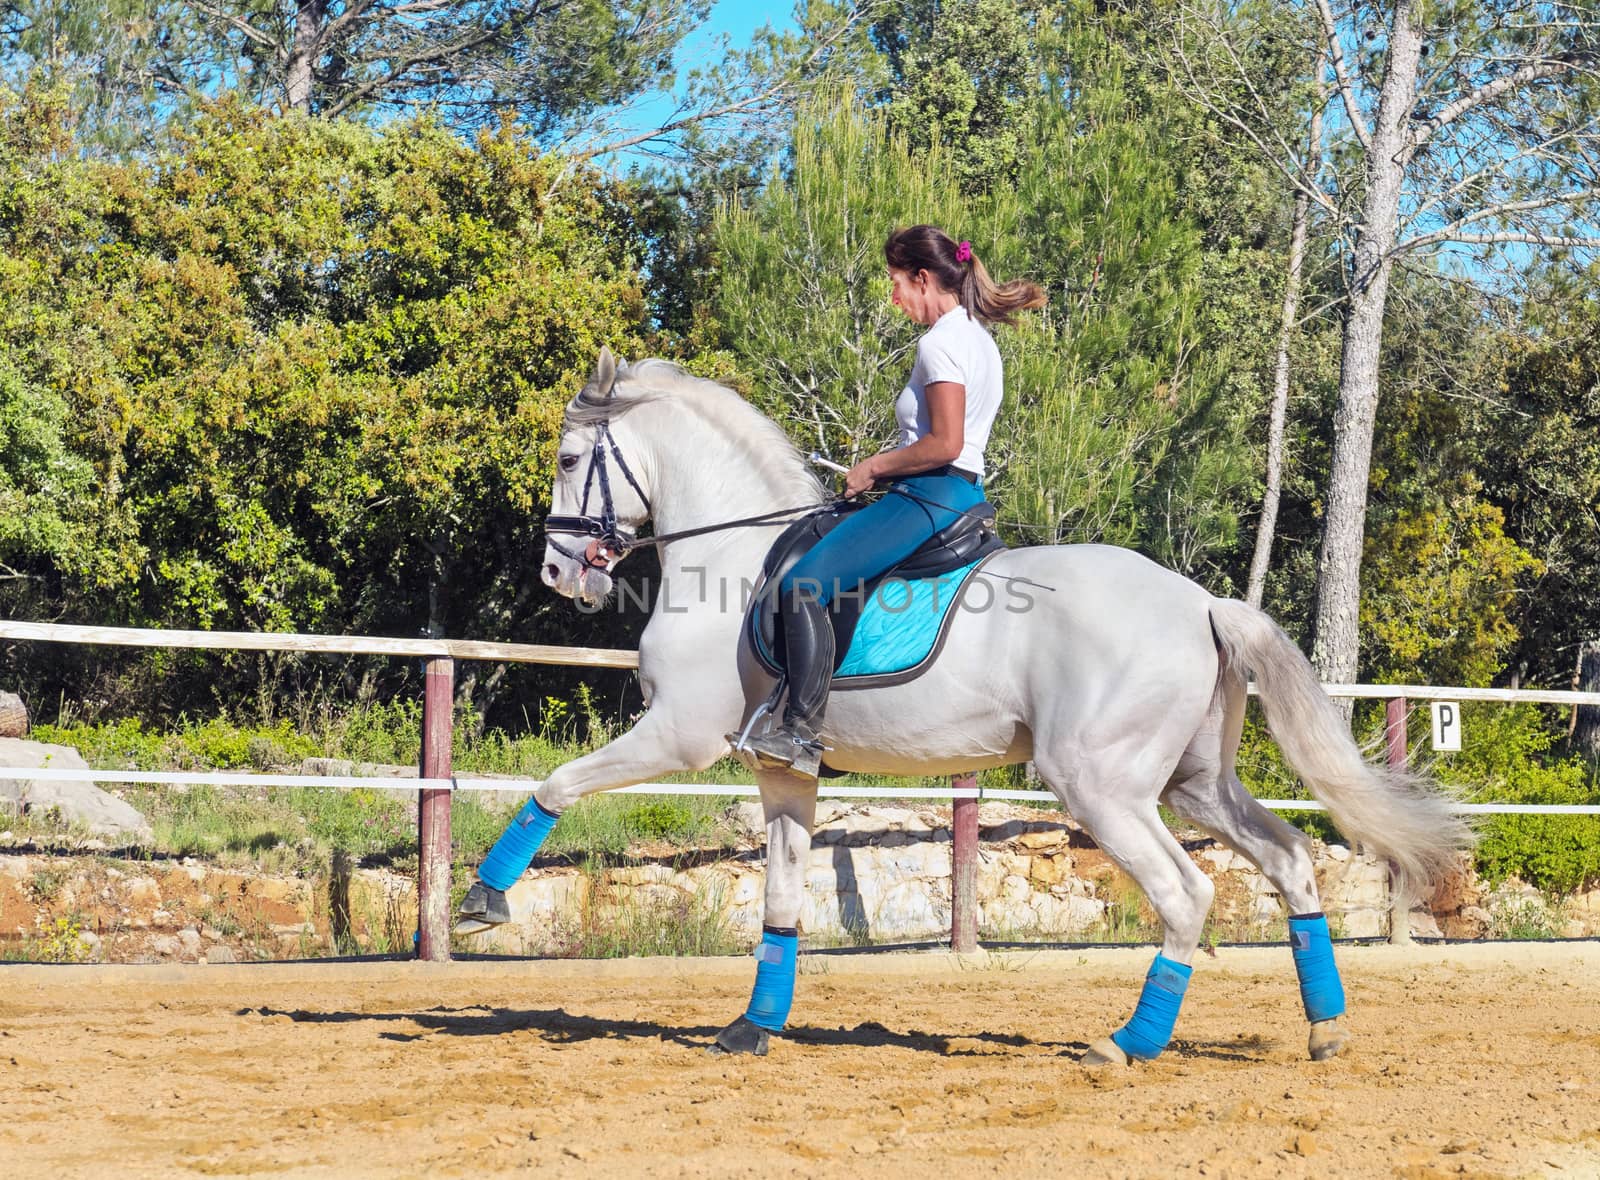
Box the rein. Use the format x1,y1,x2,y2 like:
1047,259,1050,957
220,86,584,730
544,418,996,568
543,419,821,567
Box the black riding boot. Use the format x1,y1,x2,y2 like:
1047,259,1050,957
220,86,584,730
744,589,835,775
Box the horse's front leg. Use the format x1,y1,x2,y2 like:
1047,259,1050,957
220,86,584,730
712,770,817,1056
456,709,730,933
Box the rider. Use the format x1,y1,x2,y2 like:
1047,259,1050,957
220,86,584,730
743,225,1045,771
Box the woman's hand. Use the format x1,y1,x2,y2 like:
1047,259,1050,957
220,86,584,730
843,455,881,498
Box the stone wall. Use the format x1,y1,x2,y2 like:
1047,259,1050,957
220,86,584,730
475,802,1600,955
5,801,1596,962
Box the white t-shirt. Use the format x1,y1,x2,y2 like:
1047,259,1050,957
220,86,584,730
894,305,1003,478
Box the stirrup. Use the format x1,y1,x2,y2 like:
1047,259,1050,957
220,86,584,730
738,722,826,779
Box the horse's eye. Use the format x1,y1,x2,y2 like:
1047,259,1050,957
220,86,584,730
559,454,580,472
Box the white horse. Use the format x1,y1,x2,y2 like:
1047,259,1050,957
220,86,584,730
507,349,1471,1065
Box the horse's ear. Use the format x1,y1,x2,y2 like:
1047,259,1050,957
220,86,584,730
593,346,618,400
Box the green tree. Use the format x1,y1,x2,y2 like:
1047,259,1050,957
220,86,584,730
1477,267,1600,691
872,0,1043,192
716,78,1256,579
0,90,658,717
1169,0,1600,690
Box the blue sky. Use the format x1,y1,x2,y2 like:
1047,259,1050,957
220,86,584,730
597,1,802,170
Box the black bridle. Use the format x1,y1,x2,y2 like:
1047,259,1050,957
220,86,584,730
543,421,654,570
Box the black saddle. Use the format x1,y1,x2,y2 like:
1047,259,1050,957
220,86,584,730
744,498,1006,678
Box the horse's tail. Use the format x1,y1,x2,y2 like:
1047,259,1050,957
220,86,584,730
1207,597,1474,901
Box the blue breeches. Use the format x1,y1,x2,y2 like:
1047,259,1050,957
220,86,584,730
780,472,986,606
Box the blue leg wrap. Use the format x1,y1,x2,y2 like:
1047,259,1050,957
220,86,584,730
1110,954,1193,1061
1289,912,1346,1023
477,797,559,891
743,927,799,1032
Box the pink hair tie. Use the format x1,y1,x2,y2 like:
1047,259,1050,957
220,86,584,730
955,240,972,263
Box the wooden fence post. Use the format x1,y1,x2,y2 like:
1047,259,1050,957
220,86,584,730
951,773,978,954
1385,696,1412,946
417,657,454,961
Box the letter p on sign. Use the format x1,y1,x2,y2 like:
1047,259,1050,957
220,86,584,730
1431,701,1462,752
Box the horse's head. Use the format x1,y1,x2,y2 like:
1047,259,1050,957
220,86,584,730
541,347,654,607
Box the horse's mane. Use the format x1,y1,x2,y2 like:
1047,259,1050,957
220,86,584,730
565,358,824,501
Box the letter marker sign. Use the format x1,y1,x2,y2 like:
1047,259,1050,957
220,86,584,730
1430,701,1462,752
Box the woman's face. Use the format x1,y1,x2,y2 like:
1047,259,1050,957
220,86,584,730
888,267,944,325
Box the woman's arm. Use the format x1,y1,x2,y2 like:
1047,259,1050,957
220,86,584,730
843,381,965,496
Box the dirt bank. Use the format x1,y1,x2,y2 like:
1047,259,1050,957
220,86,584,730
2,942,1598,1178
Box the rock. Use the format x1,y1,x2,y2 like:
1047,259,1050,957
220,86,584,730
1199,847,1236,873
1451,905,1492,939
725,802,766,838
0,738,153,841
1015,829,1068,851
606,864,674,887
1339,908,1387,939
813,801,850,828
829,812,893,843
124,877,162,905
1407,908,1442,939
177,928,203,955
149,934,180,957
1029,854,1072,887
205,945,239,964
0,692,27,738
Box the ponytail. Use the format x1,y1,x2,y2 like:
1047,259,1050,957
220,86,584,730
884,225,1046,327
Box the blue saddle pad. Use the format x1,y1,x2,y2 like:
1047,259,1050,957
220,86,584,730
834,558,984,683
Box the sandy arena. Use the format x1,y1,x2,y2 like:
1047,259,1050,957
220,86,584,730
2,941,1598,1178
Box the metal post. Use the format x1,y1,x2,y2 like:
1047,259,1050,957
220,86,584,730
417,657,454,961
950,773,978,954
1385,696,1412,946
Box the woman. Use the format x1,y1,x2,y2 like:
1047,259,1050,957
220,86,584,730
745,225,1046,771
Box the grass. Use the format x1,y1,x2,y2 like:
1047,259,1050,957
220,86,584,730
514,869,746,960
1487,893,1567,940
0,914,91,963
17,697,1013,882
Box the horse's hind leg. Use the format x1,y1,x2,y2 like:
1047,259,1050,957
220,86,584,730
1033,749,1216,1067
1160,679,1350,1060
712,769,817,1056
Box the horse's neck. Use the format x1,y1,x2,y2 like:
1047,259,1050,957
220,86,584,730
636,400,820,591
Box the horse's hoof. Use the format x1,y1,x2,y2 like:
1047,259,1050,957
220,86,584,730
1308,1019,1349,1061
708,1016,769,1057
452,882,509,936
1081,1036,1129,1067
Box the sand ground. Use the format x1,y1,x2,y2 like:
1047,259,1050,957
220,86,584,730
2,941,1598,1178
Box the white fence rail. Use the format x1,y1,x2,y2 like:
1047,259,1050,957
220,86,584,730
11,767,1600,815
